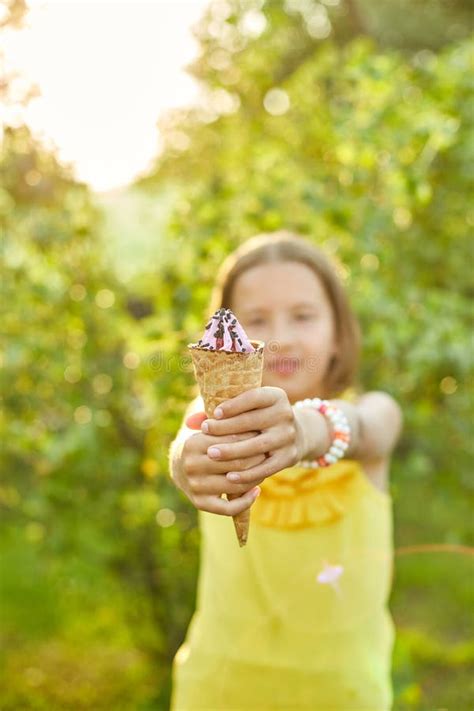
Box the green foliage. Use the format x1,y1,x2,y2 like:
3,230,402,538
139,20,474,709
1,1,473,709
149,33,474,500
0,124,199,707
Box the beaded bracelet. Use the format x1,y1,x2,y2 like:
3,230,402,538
293,397,351,468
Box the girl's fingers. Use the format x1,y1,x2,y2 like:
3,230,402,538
185,411,208,430
196,431,261,448
225,451,288,485
185,431,261,461
191,472,266,497
192,452,266,478
212,387,279,419
202,406,277,437
195,487,261,517
206,427,291,462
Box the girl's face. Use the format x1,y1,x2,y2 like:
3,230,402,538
231,261,337,404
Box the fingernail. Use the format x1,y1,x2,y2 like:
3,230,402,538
208,447,221,459
214,407,224,419
227,473,240,482
201,421,209,433
252,487,261,499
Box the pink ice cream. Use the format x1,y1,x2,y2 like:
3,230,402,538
191,308,255,353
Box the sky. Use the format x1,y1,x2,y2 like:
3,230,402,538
2,0,211,192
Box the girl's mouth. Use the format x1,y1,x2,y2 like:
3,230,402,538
268,358,300,375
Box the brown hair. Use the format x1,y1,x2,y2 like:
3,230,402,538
208,231,361,399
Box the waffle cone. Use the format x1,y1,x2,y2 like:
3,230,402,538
188,340,265,547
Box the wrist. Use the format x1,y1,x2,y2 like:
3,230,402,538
293,398,352,468
330,399,361,459
293,407,331,461
169,433,191,489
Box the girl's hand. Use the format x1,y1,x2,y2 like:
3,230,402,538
200,387,304,486
173,414,267,516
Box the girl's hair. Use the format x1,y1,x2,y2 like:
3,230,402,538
208,231,361,398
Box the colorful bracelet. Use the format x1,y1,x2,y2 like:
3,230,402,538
293,398,351,468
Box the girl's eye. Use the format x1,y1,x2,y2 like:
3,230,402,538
295,313,314,321
248,319,264,327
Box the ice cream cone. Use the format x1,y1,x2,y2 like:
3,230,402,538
188,339,265,547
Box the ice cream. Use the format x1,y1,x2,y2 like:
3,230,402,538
192,308,256,353
188,308,265,547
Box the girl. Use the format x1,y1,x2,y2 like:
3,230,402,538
168,231,402,710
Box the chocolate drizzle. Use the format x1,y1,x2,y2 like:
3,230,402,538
192,307,251,353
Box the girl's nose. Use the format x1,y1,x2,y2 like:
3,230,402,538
266,321,295,354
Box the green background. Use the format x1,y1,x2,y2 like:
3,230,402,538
1,0,473,708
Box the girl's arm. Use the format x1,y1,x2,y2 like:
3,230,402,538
168,397,267,514
168,396,203,482
297,390,403,466
194,387,403,493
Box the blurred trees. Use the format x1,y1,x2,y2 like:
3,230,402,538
186,0,473,93
1,0,473,708
1,4,197,707
0,0,27,32
0,124,201,708
137,1,474,707
353,0,472,49
143,3,473,505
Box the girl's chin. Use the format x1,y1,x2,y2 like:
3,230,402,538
263,373,298,387
265,365,300,380
263,374,323,396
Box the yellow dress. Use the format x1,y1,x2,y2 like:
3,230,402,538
170,459,394,711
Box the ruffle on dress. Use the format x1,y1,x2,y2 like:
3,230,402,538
251,459,364,530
